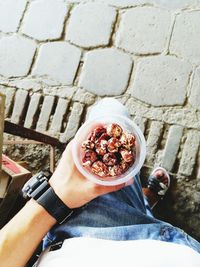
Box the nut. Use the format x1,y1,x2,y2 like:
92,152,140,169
82,150,97,166
91,161,108,177
97,132,110,142
120,149,134,163
89,126,106,142
107,137,121,153
103,153,117,166
120,132,136,150
81,139,95,150
108,165,123,176
95,139,108,156
107,123,122,138
120,160,129,172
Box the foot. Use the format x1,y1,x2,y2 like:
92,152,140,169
142,167,170,208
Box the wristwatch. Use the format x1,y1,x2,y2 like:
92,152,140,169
22,171,73,224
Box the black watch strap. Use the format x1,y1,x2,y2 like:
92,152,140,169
22,171,74,224
35,186,73,224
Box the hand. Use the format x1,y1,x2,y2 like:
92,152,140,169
49,140,134,208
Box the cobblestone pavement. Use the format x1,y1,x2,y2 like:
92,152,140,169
0,0,200,240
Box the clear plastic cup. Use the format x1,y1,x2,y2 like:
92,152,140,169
72,99,146,186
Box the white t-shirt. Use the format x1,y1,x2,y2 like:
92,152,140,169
37,237,200,267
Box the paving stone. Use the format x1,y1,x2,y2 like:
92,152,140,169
64,0,82,2
97,0,147,7
0,87,16,117
0,35,36,78
161,125,183,171
189,67,200,110
43,87,75,99
98,0,200,8
0,0,27,33
197,167,200,180
131,56,191,106
133,116,147,134
49,98,70,136
162,109,200,131
66,3,116,48
73,88,95,105
11,90,28,124
152,0,200,9
37,77,61,87
60,102,84,143
22,0,68,41
79,48,132,96
33,42,81,85
127,97,200,130
0,76,8,85
24,93,42,128
178,131,200,176
116,7,171,55
146,121,164,164
170,11,200,65
36,96,55,132
9,79,41,92
114,95,130,105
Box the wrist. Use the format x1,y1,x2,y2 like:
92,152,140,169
22,171,74,224
49,178,76,209
49,174,92,209
28,199,57,226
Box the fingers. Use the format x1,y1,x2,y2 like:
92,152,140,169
124,178,134,186
95,178,134,196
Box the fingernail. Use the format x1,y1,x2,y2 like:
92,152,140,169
125,179,134,187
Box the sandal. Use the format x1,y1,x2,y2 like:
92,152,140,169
143,167,170,208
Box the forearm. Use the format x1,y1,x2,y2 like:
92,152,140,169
0,199,56,267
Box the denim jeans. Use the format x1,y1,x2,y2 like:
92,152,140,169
43,174,200,254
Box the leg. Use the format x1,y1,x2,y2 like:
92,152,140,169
43,172,161,248
43,169,200,254
43,169,200,255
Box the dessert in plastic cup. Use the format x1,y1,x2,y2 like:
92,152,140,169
72,115,146,186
